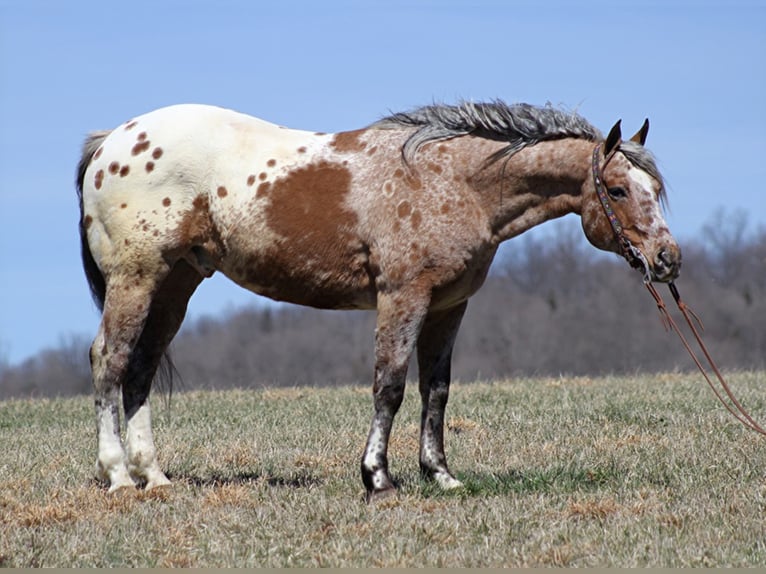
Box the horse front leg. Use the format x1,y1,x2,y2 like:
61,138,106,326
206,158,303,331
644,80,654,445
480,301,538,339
361,288,429,501
417,301,468,490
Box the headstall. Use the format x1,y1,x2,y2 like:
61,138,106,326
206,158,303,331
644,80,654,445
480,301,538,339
591,141,766,436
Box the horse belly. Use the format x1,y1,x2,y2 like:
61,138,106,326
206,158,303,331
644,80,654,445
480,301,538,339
220,233,377,310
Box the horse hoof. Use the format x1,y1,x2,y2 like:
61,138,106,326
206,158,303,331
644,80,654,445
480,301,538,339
145,473,172,491
435,473,464,491
107,481,137,495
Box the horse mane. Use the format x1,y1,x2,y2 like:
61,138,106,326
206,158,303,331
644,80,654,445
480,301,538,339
371,99,666,204
371,100,602,164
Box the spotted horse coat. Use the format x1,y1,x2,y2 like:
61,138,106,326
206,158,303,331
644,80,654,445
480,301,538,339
76,101,680,500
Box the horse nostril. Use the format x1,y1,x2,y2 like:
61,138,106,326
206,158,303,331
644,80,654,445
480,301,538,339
654,247,681,280
656,249,672,267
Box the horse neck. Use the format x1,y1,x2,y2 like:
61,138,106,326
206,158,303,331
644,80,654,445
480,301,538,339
467,137,593,243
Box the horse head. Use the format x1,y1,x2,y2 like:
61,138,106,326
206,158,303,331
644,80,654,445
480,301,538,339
580,119,681,282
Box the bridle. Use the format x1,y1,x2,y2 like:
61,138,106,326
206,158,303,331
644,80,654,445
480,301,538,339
592,144,652,283
591,142,766,436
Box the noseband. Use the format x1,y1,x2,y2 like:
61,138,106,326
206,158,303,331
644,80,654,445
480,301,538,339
591,143,651,283
591,142,766,436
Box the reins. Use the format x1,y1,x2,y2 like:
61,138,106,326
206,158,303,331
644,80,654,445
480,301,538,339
592,143,766,436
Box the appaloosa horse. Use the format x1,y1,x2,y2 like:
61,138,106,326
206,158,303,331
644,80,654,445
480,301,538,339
76,101,680,500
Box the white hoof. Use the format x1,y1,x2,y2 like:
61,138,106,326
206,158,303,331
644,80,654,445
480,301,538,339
107,477,137,494
145,472,172,491
435,472,464,490
97,460,136,492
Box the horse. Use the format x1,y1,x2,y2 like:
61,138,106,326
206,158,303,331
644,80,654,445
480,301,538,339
75,100,681,500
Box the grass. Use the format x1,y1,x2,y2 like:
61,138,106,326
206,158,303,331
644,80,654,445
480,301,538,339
1,371,765,567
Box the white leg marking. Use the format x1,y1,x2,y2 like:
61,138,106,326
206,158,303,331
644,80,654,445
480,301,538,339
362,423,385,470
126,402,170,490
95,402,135,492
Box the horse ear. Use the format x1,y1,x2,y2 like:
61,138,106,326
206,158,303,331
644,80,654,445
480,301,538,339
604,119,622,156
630,118,649,146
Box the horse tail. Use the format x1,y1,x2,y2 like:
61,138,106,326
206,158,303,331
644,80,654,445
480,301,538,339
76,131,110,312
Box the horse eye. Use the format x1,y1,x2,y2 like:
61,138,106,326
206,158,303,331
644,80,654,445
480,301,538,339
607,186,628,200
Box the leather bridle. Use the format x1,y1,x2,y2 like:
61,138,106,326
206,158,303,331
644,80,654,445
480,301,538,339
591,142,766,436
592,143,652,283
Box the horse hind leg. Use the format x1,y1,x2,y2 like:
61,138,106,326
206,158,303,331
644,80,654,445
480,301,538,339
91,262,170,493
122,260,203,490
416,302,467,490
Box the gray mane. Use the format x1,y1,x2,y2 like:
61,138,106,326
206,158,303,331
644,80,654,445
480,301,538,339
371,99,666,202
370,100,603,164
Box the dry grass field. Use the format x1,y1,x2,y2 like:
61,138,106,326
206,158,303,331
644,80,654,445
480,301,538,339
1,371,765,567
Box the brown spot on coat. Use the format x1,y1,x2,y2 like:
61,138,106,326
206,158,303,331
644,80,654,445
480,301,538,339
217,186,228,198
108,162,120,174
125,120,138,131
265,161,356,240
131,140,151,156
173,194,223,269
83,215,93,228
121,203,128,209
256,182,271,198
247,175,256,186
145,161,155,173
397,201,412,218
405,173,422,191
152,147,163,159
411,210,422,230
330,130,368,153
94,169,104,190
297,146,307,154
119,165,130,177
137,132,147,142
267,159,277,167
259,172,268,180
163,197,171,207
250,160,370,308
94,147,103,160
428,162,443,174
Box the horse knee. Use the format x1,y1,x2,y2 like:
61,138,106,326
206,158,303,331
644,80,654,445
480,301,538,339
373,375,406,409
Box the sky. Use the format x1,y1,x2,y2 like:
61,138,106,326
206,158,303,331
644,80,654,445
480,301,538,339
0,0,764,366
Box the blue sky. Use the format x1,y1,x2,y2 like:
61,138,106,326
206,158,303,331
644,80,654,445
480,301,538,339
0,0,764,366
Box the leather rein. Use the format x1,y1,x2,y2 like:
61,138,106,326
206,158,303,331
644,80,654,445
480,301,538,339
591,143,766,436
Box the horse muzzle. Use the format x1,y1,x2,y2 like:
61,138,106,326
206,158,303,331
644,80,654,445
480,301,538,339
651,244,682,282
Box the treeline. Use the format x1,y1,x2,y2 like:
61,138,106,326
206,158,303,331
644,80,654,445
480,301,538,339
2,211,764,399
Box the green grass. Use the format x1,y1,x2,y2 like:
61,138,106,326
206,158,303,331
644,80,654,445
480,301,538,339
1,372,766,567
